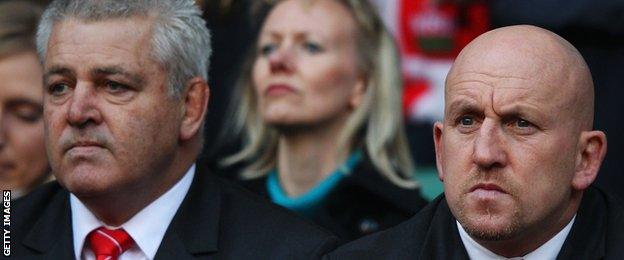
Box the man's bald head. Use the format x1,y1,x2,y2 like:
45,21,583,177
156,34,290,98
435,25,607,257
447,25,594,131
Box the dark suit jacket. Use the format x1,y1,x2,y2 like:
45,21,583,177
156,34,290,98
238,154,428,241
11,164,340,259
327,185,624,259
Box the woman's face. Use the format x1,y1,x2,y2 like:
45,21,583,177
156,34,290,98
253,0,365,129
0,51,48,193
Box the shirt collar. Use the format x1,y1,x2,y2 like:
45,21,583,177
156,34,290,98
457,215,575,260
71,164,196,260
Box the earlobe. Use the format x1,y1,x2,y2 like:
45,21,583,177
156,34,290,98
349,78,367,109
572,131,607,190
433,122,445,182
179,77,210,141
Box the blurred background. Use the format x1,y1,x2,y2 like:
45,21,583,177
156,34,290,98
10,0,623,201
199,0,624,201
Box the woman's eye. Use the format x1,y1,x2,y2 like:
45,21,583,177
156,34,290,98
303,42,323,54
13,108,42,123
260,43,277,56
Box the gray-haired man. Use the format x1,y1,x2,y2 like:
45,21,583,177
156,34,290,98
13,1,338,259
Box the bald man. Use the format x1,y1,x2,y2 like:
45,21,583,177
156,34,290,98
327,25,624,259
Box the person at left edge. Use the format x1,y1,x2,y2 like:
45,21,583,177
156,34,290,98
12,0,339,259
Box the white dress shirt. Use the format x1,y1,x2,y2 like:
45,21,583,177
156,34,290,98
71,164,196,260
457,215,576,260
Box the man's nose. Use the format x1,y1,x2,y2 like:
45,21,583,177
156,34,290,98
268,45,295,74
67,84,102,128
472,120,508,169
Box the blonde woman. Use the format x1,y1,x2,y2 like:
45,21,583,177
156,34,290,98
222,0,427,240
0,1,50,198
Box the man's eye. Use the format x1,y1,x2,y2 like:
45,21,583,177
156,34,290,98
260,43,277,56
516,119,531,128
459,116,474,126
303,42,323,54
105,81,129,93
48,83,70,96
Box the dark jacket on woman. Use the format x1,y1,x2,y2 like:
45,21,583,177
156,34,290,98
238,155,429,241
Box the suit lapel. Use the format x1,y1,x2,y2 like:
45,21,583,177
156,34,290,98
23,189,75,259
557,187,606,259
155,164,221,259
419,198,470,260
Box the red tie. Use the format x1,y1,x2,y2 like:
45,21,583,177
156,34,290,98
88,227,135,260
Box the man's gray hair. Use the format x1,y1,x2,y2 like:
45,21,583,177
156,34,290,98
36,0,211,96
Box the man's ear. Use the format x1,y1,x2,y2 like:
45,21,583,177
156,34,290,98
179,77,210,141
433,122,445,182
572,130,607,190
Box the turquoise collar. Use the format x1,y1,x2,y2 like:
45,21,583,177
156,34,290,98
267,150,363,216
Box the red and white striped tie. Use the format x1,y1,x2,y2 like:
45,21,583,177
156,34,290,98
88,227,135,260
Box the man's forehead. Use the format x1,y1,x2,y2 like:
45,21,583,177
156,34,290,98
445,27,583,107
44,17,157,73
445,69,557,103
47,17,153,56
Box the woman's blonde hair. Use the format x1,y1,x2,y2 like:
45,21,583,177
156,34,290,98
222,0,417,189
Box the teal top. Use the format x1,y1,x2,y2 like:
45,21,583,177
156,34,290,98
266,150,363,216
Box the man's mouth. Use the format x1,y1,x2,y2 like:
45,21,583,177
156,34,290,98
65,141,105,153
469,183,508,198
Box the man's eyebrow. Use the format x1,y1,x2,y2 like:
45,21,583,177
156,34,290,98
92,66,145,86
447,99,481,116
496,103,546,121
43,66,74,83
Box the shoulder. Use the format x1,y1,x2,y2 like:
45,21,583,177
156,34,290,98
342,157,428,214
589,186,624,249
236,175,269,196
326,195,444,259
11,181,71,257
13,181,68,228
324,157,427,237
200,171,340,258
558,185,624,259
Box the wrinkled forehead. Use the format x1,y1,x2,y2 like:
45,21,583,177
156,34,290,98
445,29,585,112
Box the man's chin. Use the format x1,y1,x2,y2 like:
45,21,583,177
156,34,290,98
56,164,119,197
459,211,522,241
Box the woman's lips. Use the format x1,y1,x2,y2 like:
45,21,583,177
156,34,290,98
265,84,296,96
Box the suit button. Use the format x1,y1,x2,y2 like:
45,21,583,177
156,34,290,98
358,218,379,234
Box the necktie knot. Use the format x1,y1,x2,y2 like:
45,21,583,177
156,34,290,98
88,227,134,260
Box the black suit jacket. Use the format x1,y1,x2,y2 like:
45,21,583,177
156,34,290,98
11,164,339,259
327,185,624,259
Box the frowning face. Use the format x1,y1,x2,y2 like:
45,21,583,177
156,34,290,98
434,29,590,248
43,17,184,198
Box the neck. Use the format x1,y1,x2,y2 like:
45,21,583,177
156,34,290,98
80,145,198,226
276,120,351,197
475,192,582,257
